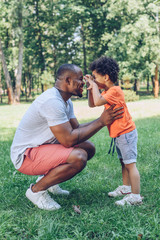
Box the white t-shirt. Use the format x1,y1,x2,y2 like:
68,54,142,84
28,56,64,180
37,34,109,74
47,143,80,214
11,87,75,169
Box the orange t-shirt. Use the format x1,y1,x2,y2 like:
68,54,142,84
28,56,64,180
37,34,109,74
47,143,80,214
101,86,136,138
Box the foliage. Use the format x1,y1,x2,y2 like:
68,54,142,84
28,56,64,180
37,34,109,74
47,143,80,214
40,70,55,88
0,102,160,239
0,0,159,100
123,89,139,102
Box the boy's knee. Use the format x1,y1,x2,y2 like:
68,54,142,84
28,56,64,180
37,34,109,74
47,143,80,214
124,162,136,170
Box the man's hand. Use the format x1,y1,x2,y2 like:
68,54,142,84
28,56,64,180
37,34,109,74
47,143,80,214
99,104,124,126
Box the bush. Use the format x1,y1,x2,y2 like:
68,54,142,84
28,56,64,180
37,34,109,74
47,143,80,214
123,89,139,102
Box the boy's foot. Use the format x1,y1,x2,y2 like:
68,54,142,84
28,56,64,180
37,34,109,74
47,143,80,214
26,184,61,210
115,193,143,206
36,175,70,195
108,185,131,197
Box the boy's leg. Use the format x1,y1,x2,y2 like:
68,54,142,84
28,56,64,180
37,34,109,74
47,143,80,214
124,163,140,194
120,158,131,186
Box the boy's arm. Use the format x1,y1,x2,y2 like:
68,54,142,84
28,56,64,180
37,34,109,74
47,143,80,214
91,82,108,106
85,75,108,107
88,89,95,107
85,75,95,107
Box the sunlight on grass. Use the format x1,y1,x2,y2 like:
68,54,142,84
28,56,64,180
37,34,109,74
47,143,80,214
0,100,160,239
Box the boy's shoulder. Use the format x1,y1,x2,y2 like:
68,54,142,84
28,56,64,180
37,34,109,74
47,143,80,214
103,86,122,94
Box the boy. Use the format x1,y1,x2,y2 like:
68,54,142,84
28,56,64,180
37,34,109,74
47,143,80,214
84,56,143,206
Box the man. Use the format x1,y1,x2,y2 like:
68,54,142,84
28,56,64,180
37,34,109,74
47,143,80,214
11,64,123,211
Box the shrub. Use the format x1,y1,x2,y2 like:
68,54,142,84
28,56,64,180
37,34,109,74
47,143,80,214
123,89,139,102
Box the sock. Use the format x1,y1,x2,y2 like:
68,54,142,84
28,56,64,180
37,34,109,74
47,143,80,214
132,193,140,198
123,185,131,189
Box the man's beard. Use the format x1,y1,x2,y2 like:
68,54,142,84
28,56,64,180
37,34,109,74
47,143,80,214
72,92,83,98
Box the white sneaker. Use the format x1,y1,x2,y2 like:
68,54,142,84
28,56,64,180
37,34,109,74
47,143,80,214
26,184,61,210
48,185,70,195
115,193,143,206
36,175,70,195
108,185,131,197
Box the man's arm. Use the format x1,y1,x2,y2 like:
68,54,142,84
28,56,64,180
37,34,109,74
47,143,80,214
50,105,124,148
70,118,98,129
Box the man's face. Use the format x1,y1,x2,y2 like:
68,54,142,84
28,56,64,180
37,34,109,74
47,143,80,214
70,69,84,97
92,70,106,89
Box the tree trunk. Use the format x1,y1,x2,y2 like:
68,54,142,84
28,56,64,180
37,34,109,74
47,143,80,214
80,22,87,97
35,0,45,92
15,38,23,102
147,75,150,93
15,0,23,103
154,64,159,98
0,63,3,103
151,76,155,94
134,79,137,92
80,23,87,75
0,38,14,104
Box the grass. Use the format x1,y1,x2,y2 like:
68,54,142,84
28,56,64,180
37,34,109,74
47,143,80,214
0,102,160,239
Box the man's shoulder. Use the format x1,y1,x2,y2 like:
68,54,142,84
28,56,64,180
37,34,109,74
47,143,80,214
35,87,62,105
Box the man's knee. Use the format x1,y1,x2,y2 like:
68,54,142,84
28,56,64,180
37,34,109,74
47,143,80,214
67,148,87,172
78,140,96,160
87,141,95,160
76,149,87,169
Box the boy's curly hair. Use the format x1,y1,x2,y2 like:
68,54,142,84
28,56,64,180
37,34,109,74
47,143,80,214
89,56,119,83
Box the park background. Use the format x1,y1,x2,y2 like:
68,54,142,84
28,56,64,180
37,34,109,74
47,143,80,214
0,0,160,239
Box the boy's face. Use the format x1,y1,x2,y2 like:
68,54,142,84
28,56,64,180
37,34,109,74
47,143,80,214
92,70,107,89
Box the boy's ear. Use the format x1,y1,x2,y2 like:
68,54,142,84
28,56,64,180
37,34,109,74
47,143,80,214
105,74,109,81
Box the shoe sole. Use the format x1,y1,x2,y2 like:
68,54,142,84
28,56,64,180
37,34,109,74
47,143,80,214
48,189,70,195
108,192,131,198
115,201,143,206
26,191,61,211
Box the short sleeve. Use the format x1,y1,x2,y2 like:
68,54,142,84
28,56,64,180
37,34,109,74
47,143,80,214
68,100,76,119
101,88,119,105
39,98,69,126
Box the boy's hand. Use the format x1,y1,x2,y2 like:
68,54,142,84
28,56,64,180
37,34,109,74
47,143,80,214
84,75,95,90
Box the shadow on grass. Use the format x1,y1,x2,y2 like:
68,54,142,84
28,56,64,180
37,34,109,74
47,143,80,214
0,116,160,239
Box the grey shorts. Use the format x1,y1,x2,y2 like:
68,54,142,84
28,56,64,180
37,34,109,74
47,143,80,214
115,129,138,165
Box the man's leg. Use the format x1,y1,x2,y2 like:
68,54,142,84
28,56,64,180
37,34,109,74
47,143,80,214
76,140,95,160
32,148,88,193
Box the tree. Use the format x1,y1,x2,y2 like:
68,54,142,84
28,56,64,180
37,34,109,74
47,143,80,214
102,0,160,96
0,0,24,103
0,38,14,104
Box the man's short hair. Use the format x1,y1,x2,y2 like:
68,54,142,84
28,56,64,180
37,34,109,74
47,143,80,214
89,56,119,83
56,64,78,79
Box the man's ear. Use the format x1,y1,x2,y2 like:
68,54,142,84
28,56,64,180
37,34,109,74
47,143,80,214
65,77,71,85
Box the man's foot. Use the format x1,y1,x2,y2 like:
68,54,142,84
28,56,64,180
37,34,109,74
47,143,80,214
48,185,70,195
115,193,143,206
36,175,70,195
108,185,131,197
26,184,61,210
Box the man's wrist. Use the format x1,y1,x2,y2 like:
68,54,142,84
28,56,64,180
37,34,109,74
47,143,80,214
96,117,105,128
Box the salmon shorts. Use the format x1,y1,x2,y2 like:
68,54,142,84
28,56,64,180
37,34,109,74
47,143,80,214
18,144,74,176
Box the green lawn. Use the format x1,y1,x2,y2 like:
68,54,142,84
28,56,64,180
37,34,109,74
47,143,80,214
0,103,160,240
